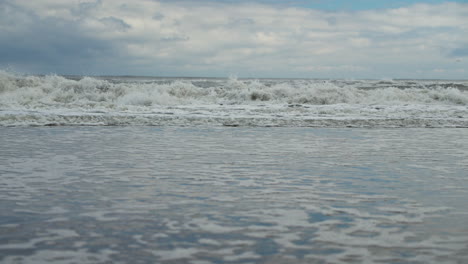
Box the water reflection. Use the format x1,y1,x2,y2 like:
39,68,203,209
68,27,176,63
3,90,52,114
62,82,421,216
1,127,467,263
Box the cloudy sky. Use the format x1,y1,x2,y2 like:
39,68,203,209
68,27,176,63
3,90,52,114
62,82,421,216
1,0,467,79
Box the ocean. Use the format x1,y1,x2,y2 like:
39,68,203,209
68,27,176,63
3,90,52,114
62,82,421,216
1,72,468,263
1,72,467,127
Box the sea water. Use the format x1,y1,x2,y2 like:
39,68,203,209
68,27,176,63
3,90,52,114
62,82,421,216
1,73,468,263
1,72,467,128
1,127,468,263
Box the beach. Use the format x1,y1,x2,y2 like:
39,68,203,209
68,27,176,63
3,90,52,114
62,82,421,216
1,126,467,263
3,0,468,262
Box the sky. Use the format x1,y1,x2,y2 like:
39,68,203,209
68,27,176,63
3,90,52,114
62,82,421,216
0,0,467,79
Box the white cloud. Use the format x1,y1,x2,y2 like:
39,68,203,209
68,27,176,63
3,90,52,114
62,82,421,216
1,0,468,78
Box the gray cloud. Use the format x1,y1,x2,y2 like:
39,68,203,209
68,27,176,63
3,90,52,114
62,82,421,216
160,35,190,42
450,46,468,57
1,0,467,78
99,16,131,31
228,18,255,27
152,12,164,20
325,16,337,26
71,0,102,17
0,1,122,74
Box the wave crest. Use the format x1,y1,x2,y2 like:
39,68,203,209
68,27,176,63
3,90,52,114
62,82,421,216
2,72,468,109
1,71,467,127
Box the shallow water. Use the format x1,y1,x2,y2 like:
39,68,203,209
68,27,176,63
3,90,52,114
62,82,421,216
1,127,468,263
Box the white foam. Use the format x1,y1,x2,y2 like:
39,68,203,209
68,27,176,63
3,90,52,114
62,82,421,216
223,251,260,261
1,249,117,264
151,247,199,261
1,71,468,127
0,229,79,250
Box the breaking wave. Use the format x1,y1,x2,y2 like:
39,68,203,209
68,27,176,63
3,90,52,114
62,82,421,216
1,71,468,127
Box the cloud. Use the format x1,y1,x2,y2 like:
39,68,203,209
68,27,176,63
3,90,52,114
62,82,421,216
0,1,121,74
152,12,164,21
1,0,467,78
450,46,468,57
71,0,102,17
99,16,131,32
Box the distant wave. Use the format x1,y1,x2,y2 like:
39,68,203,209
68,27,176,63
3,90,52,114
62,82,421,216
1,71,467,127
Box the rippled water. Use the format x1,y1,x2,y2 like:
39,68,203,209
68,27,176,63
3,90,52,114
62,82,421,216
1,127,468,263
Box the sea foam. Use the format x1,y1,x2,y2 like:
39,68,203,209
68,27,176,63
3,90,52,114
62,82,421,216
1,71,467,127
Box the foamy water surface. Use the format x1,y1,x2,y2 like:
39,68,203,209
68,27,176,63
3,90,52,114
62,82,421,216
1,72,467,127
1,127,467,263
